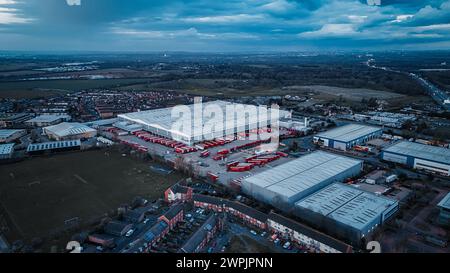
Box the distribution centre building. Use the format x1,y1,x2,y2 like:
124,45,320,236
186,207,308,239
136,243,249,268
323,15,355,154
437,192,450,226
25,114,71,127
381,141,450,176
314,124,382,151
118,100,291,145
294,183,399,245
241,151,363,211
0,129,26,143
43,122,97,141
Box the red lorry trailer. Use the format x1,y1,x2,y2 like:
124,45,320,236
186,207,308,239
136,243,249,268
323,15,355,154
207,172,219,182
228,163,254,172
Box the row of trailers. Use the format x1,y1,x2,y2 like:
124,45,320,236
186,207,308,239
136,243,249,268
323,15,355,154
132,130,198,154
225,151,288,172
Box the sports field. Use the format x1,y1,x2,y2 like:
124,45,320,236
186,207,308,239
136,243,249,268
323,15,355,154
0,148,184,242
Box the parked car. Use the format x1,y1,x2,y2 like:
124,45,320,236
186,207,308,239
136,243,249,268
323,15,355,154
283,242,291,249
250,230,257,236
125,229,135,237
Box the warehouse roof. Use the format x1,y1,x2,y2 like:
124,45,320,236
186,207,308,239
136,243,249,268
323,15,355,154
118,100,290,138
26,114,70,124
44,122,96,138
0,143,14,155
243,151,362,200
267,212,352,253
438,192,450,210
383,141,450,165
0,129,25,139
295,183,362,216
84,118,118,127
296,183,398,231
315,124,382,143
27,140,81,152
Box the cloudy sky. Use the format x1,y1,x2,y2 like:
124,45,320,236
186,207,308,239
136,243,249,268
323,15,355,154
0,0,449,51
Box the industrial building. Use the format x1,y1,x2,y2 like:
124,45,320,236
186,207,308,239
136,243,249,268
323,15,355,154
0,113,33,128
27,140,81,154
118,100,291,145
25,114,71,127
437,192,450,226
0,129,26,143
381,141,450,176
241,151,363,210
314,124,382,151
295,183,399,245
0,143,14,159
43,122,97,140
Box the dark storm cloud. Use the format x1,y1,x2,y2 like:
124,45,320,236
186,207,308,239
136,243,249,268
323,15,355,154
0,0,449,51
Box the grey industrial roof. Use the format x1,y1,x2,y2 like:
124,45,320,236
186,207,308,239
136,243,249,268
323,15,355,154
437,192,450,210
315,124,382,143
84,118,118,127
26,114,69,123
44,122,96,137
243,151,362,200
383,141,450,165
27,140,81,152
0,143,14,155
0,129,25,139
119,100,290,138
296,183,398,231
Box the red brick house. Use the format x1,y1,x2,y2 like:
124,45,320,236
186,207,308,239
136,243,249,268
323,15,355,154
192,194,267,230
158,203,184,230
164,184,193,203
179,213,224,253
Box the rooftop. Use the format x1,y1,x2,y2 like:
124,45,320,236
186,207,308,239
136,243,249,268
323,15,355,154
383,141,450,165
27,140,81,152
0,143,14,155
44,122,96,137
0,129,25,139
118,100,290,138
26,114,70,124
438,192,450,210
315,124,382,143
295,183,398,231
243,151,362,200
162,203,184,220
179,213,219,253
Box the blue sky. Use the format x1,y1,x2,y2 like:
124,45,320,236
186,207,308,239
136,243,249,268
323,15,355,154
0,0,449,51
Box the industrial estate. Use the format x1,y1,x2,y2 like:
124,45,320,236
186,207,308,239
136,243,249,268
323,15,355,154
0,80,449,254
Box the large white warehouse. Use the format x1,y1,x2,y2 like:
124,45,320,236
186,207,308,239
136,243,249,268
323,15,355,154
241,151,363,210
295,183,398,245
382,141,450,176
118,100,291,145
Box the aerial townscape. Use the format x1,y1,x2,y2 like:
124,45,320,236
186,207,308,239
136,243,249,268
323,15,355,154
0,0,449,259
